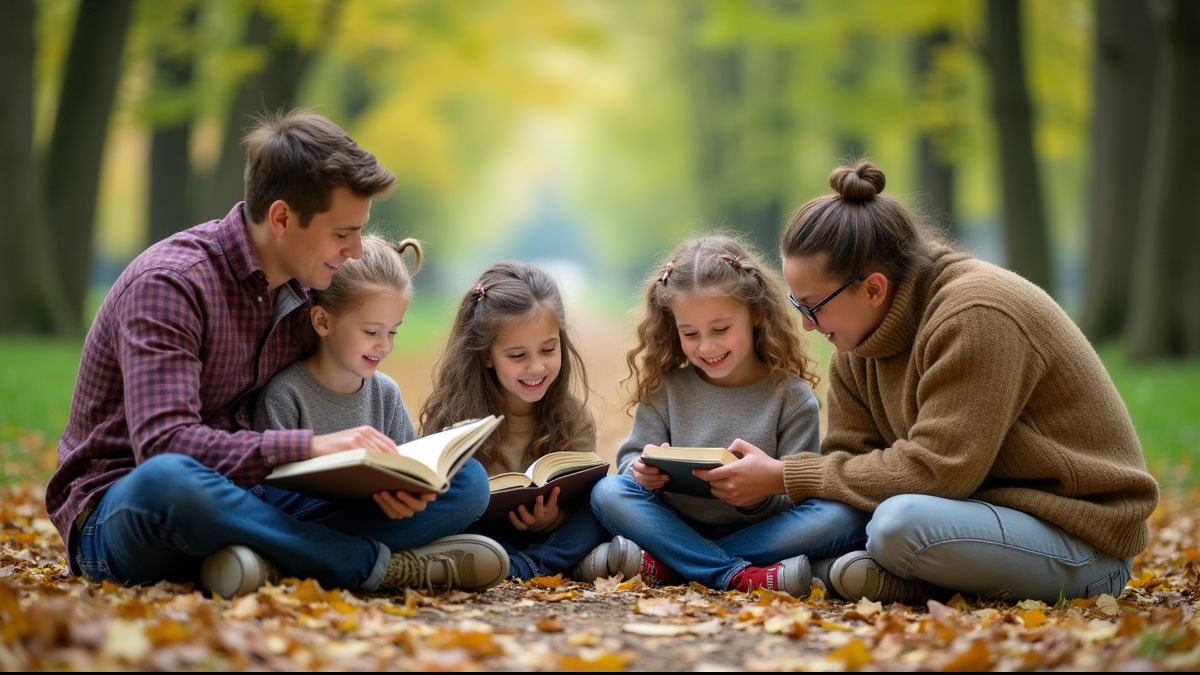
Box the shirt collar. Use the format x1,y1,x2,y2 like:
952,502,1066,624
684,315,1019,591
217,201,310,303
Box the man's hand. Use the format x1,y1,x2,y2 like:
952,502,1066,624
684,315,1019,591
631,443,671,491
373,489,436,520
311,426,396,457
508,487,566,533
694,439,785,508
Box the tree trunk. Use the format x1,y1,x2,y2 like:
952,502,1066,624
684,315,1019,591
42,0,135,333
915,30,958,240
1127,0,1200,360
197,4,334,221
985,0,1052,292
1079,0,1156,343
146,7,199,246
0,0,72,335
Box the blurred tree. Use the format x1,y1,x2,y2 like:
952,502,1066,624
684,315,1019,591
0,0,72,335
42,0,135,334
985,0,1051,292
196,0,340,221
1127,0,1200,360
144,0,200,245
915,28,958,239
683,7,793,256
1080,0,1155,343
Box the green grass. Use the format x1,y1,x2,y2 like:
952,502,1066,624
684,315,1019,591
0,337,81,486
1099,345,1200,493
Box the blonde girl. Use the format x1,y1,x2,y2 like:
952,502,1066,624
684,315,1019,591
252,235,508,594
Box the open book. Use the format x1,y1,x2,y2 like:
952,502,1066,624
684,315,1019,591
482,451,609,525
264,416,503,498
640,446,736,498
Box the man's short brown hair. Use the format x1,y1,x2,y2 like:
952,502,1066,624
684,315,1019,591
243,111,395,226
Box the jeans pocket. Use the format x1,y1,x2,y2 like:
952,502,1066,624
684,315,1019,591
1084,557,1135,598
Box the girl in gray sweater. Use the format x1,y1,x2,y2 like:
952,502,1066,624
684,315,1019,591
589,234,868,596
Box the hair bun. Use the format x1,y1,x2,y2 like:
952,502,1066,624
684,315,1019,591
829,161,885,202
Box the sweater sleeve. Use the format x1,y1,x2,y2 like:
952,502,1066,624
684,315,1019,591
382,379,418,446
615,395,670,476
784,306,1046,509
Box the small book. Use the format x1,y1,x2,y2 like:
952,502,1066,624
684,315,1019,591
640,446,736,498
482,451,610,525
264,416,503,498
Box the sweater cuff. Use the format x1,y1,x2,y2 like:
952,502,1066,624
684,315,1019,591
782,453,824,503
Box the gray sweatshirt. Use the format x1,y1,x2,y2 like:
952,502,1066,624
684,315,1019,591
615,366,819,526
253,361,417,445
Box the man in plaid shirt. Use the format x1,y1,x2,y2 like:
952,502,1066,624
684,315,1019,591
46,112,507,596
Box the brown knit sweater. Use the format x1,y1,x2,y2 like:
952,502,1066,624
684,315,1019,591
782,245,1159,559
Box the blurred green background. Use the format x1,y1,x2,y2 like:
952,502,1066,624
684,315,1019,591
1,0,1197,489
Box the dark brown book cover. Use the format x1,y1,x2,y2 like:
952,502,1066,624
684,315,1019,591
481,462,609,526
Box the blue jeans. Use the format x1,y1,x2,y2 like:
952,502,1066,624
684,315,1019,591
72,453,490,591
590,475,868,589
864,494,1134,602
470,505,610,579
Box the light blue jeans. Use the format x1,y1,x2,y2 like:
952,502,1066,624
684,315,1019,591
72,453,490,591
860,494,1134,602
470,505,610,579
590,475,868,589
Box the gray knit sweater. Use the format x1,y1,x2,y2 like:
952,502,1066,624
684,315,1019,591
253,361,417,445
616,366,819,526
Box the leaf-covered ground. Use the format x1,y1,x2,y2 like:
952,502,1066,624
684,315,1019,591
3,484,1199,671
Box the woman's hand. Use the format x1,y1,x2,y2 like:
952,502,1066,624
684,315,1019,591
695,439,785,508
509,486,566,533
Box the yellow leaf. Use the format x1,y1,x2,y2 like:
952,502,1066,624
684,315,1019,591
941,639,992,671
1019,608,1047,628
530,573,564,589
830,638,872,670
558,650,632,671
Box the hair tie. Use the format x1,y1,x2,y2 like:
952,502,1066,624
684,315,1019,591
719,254,742,270
659,262,674,285
473,284,487,303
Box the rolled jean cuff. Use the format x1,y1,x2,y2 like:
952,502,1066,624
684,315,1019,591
359,540,390,591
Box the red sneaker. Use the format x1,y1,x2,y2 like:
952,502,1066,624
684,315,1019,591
730,555,812,596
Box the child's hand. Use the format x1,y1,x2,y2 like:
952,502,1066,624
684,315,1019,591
631,447,669,491
311,425,396,457
509,487,566,533
695,439,785,508
373,489,437,520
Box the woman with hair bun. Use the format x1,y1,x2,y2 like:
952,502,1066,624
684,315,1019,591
755,159,1158,604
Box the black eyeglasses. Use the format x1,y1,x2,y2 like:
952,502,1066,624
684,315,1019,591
787,276,864,325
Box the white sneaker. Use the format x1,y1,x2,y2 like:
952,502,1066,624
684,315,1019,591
200,545,279,598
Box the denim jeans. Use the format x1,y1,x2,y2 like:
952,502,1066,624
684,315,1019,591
864,494,1134,602
590,475,868,589
470,505,610,579
73,453,490,591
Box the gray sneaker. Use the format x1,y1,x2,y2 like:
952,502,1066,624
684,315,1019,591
829,550,930,604
606,535,643,579
200,545,279,598
383,534,509,591
572,542,611,581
